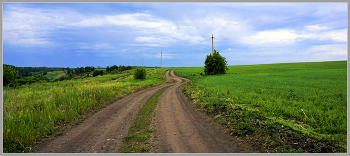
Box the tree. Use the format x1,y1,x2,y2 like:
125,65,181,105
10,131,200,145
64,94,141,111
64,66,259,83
3,64,19,86
133,67,146,79
118,65,125,72
79,67,84,74
75,68,80,75
66,67,72,77
109,65,118,72
62,68,67,75
106,66,110,73
93,70,100,77
84,66,89,72
204,49,228,75
83,66,95,73
126,66,132,70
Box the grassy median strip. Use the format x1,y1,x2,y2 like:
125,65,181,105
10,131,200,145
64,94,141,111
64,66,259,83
120,84,173,153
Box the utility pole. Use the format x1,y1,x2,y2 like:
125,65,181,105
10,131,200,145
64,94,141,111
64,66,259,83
160,51,162,68
142,58,144,68
211,34,215,54
134,61,135,68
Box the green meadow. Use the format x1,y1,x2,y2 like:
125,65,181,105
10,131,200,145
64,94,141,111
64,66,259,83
3,68,167,153
171,61,347,152
43,70,66,81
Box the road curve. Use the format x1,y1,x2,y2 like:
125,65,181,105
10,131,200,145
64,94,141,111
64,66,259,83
154,70,250,153
33,70,174,153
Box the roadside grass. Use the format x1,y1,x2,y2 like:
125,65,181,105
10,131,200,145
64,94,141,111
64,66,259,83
3,68,167,153
171,61,347,153
44,69,133,82
120,84,173,153
44,70,66,81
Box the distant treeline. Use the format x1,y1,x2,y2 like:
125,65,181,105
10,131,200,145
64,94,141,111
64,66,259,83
3,64,135,87
4,64,63,77
63,66,95,78
106,65,132,73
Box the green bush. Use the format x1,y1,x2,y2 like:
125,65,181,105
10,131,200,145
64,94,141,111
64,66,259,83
133,67,146,79
56,75,66,81
204,49,228,75
93,70,100,77
3,64,19,86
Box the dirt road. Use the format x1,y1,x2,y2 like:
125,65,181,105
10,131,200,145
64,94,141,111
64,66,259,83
33,70,249,153
154,70,249,153
33,71,174,153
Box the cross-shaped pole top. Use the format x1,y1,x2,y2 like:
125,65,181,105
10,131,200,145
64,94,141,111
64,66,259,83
211,34,215,54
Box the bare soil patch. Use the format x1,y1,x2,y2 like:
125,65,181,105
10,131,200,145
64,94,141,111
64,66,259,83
32,71,173,153
153,70,252,153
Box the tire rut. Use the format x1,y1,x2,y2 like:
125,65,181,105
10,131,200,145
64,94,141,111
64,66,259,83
154,70,251,153
33,70,173,153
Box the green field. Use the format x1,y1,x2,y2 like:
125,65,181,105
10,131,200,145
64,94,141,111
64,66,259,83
3,61,347,153
3,68,167,153
171,61,347,152
44,70,66,81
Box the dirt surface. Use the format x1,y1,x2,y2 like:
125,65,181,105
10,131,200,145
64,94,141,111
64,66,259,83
33,71,173,153
153,70,251,153
33,70,250,153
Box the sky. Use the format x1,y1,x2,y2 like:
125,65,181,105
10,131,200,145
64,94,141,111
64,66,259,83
2,3,348,68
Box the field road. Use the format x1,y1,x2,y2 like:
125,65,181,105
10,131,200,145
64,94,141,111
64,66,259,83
33,71,174,153
33,70,250,153
154,70,249,153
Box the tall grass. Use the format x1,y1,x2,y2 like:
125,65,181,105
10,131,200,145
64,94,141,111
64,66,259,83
3,68,167,153
171,61,347,148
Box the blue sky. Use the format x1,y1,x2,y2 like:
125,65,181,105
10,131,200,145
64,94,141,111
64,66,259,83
3,3,347,67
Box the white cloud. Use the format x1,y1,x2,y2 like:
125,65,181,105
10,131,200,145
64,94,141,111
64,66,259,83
317,29,347,42
242,29,299,45
69,13,208,45
299,29,347,42
3,3,347,66
300,44,347,62
135,36,158,43
3,30,52,46
304,25,329,32
134,36,177,46
157,53,178,59
3,5,80,46
3,5,208,47
304,44,347,55
94,43,114,50
129,43,162,47
144,52,178,59
242,28,347,45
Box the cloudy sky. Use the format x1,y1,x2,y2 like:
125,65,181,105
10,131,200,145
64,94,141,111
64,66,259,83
3,3,347,67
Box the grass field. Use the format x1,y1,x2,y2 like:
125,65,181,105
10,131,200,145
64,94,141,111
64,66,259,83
171,61,347,152
3,68,167,153
44,70,66,81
